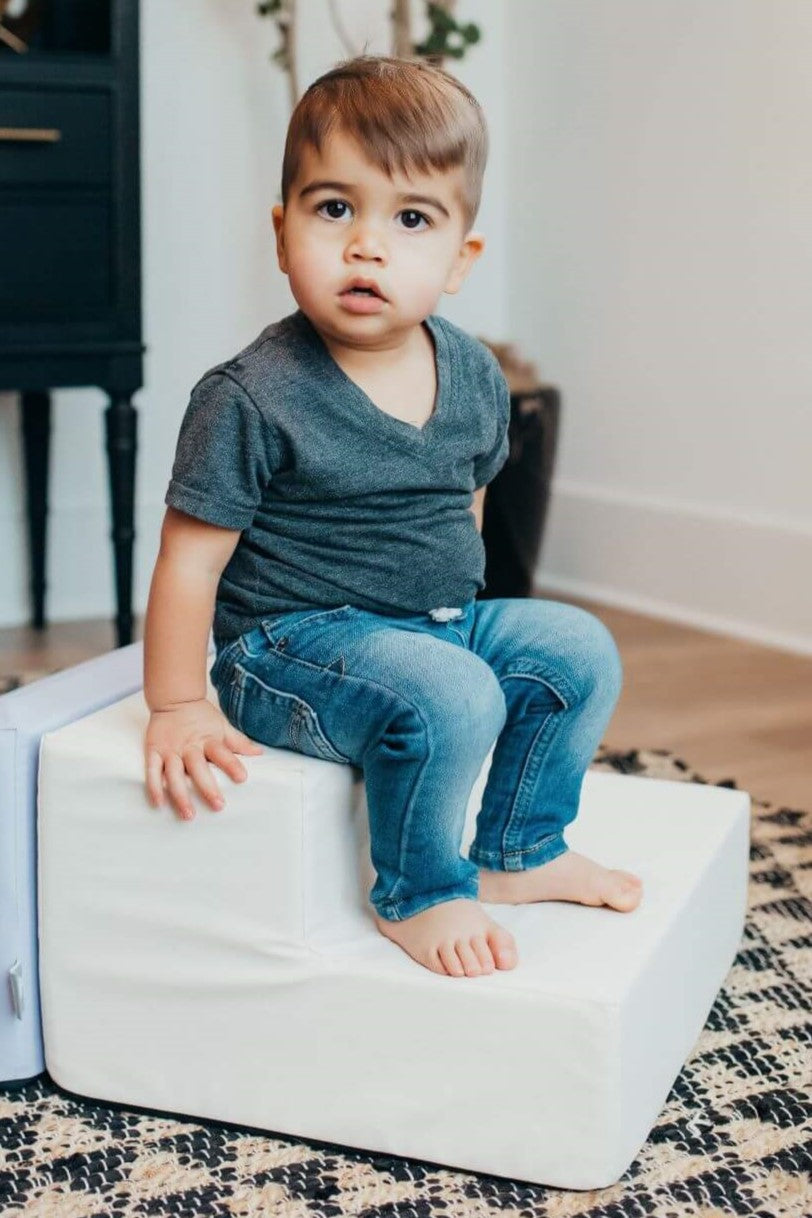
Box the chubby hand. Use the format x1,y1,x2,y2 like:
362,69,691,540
145,698,263,821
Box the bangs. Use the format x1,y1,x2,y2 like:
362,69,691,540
281,56,488,232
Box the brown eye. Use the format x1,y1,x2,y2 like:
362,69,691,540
399,210,430,231
317,199,350,220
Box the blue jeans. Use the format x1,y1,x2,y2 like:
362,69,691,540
210,598,623,923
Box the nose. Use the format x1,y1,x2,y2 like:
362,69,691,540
344,221,387,264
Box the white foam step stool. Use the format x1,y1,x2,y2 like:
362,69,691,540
37,687,749,1189
0,643,143,1086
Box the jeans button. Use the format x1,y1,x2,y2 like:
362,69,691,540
428,607,463,622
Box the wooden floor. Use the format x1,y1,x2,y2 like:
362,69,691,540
1,590,810,811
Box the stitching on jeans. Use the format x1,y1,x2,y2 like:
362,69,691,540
515,833,568,862
378,877,480,922
469,839,566,869
264,648,428,723
239,666,351,763
239,632,271,660
234,646,439,908
483,667,575,858
501,669,574,710
501,709,562,856
500,831,564,862
298,703,349,764
228,667,245,727
261,604,354,648
261,657,433,908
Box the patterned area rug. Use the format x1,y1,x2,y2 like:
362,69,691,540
1,746,810,1217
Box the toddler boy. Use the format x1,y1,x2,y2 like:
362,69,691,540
144,55,642,980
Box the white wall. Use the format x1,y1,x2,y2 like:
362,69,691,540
507,0,812,653
1,1,809,655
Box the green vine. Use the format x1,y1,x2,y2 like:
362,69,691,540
255,0,291,71
256,1,481,69
413,2,480,61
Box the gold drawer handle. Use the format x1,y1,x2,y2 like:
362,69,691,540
0,126,62,143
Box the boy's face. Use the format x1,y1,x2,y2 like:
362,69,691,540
272,128,485,349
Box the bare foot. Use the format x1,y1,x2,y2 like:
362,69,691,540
374,898,519,978
478,849,643,912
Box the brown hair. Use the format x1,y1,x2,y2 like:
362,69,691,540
280,55,489,234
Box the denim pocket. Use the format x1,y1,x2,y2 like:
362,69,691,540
230,663,350,764
259,603,354,647
259,604,357,673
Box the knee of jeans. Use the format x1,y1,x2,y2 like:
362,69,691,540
431,662,507,749
574,612,623,708
472,669,507,746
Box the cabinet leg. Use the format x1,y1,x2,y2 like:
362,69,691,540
104,394,138,648
20,391,51,631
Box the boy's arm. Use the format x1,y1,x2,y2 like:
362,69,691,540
471,486,486,533
143,507,237,710
143,507,262,819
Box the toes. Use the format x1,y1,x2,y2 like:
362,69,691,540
606,871,643,910
454,940,487,977
488,926,518,970
437,943,466,978
426,948,450,976
470,935,496,974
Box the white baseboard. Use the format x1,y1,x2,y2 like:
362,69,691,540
537,480,812,657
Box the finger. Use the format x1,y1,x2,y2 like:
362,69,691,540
145,749,165,807
225,726,263,756
165,753,194,821
205,739,248,784
183,745,224,811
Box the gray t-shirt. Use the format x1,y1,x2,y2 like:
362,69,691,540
165,307,510,643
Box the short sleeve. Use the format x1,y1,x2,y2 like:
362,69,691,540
473,358,511,489
165,372,281,530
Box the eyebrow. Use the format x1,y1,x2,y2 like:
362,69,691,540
297,179,451,219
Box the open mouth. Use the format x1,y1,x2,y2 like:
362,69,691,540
341,284,385,300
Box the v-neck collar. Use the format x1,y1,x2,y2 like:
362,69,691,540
291,308,452,449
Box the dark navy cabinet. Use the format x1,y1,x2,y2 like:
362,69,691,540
0,0,143,647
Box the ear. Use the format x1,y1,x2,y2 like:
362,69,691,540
271,204,288,273
444,232,485,296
